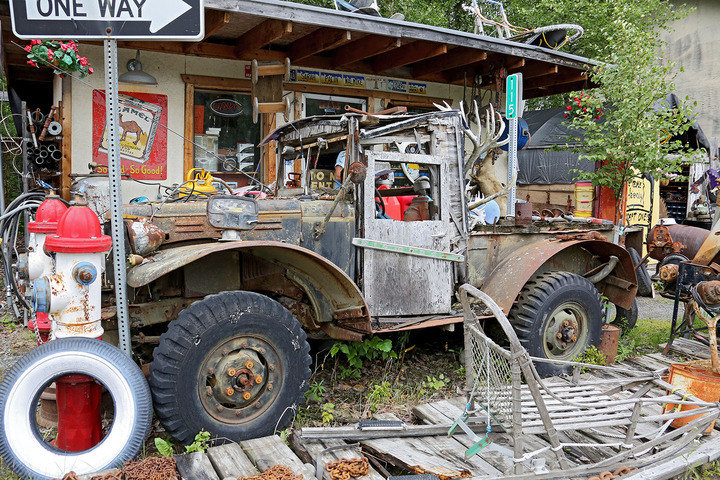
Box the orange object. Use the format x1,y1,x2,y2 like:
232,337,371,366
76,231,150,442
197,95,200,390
664,362,720,434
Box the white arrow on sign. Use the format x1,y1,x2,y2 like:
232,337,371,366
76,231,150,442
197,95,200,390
27,0,192,33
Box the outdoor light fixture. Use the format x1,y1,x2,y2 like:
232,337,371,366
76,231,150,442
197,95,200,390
119,50,158,85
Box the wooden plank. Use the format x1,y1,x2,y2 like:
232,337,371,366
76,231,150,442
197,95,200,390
289,28,353,62
59,78,72,200
333,36,401,68
113,40,287,62
236,19,293,57
183,82,195,178
372,41,447,73
241,435,317,479
202,10,230,40
290,436,384,480
182,74,252,92
206,443,259,478
413,48,487,79
175,452,221,480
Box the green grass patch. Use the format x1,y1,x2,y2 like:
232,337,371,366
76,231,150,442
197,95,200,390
622,318,672,357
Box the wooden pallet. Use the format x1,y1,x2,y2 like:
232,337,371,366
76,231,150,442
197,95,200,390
174,435,317,480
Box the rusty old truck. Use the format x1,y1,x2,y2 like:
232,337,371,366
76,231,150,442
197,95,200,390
103,110,638,444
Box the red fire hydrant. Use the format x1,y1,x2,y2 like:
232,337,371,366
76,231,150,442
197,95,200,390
34,204,112,452
21,196,68,343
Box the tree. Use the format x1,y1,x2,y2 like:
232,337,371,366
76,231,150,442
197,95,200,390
565,1,695,223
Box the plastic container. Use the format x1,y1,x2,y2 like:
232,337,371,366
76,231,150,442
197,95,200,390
574,182,594,218
664,361,720,434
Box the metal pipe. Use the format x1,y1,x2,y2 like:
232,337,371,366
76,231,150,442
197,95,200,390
586,256,619,284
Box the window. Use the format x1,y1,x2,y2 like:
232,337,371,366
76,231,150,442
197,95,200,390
193,90,261,174
302,93,367,116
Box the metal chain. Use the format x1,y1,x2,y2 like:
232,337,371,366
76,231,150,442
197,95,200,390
587,465,637,480
238,465,302,480
325,457,369,480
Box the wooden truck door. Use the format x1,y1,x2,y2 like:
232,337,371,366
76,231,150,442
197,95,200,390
357,151,457,317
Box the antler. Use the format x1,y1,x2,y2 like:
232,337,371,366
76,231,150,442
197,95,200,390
435,101,510,172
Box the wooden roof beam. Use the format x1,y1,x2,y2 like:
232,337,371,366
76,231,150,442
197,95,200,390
115,40,286,62
332,35,401,69
202,10,230,40
526,70,588,90
289,27,352,63
372,41,447,74
480,62,560,89
235,19,293,57
412,48,488,80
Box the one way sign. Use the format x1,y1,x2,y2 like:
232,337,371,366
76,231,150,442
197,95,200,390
10,0,204,40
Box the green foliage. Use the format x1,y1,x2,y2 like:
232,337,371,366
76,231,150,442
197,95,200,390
331,337,397,378
421,374,449,392
184,430,211,454
366,380,393,409
624,318,672,355
563,1,695,222
154,437,175,457
321,402,335,424
306,379,326,402
574,345,607,371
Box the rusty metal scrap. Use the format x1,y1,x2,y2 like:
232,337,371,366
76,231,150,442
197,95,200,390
697,280,720,306
555,231,607,242
659,264,679,283
587,466,637,480
238,465,302,480
123,456,179,480
325,457,369,480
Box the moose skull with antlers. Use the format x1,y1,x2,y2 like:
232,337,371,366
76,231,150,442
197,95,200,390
435,101,512,213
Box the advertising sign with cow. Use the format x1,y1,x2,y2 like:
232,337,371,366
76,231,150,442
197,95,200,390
92,91,168,179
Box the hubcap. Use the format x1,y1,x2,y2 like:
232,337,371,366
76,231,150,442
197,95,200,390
198,335,281,424
543,302,589,359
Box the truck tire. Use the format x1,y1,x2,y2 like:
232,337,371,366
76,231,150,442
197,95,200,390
149,291,311,444
611,298,638,334
0,338,152,480
628,247,652,297
509,271,603,377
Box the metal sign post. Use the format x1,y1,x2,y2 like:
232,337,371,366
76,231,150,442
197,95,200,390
505,73,523,217
10,0,204,356
103,39,132,355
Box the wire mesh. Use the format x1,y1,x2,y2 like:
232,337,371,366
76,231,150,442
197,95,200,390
465,321,514,428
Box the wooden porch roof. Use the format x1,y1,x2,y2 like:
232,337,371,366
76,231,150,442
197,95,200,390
0,0,599,98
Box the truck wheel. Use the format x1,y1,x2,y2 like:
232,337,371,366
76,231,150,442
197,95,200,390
611,298,638,334
148,291,311,444
0,338,152,480
510,272,603,377
628,247,652,297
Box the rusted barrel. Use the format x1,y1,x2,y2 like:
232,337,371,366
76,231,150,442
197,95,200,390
599,324,620,364
664,361,720,434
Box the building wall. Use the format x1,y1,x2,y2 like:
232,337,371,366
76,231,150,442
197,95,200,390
664,0,720,139
67,45,465,200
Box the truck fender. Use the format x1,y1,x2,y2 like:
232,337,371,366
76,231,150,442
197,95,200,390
480,239,637,313
126,241,370,335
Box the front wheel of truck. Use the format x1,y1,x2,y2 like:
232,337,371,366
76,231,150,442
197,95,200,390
509,271,603,378
148,291,311,444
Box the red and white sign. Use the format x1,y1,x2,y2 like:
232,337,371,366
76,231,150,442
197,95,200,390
92,90,168,180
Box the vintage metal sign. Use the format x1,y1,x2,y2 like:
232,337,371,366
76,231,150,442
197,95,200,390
9,0,204,40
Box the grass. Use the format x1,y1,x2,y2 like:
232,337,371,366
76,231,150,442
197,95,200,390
621,317,673,357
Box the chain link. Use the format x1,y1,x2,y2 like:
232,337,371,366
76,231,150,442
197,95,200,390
587,465,637,480
238,465,302,480
325,457,369,480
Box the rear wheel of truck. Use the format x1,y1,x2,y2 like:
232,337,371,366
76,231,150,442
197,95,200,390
509,271,603,377
148,291,311,444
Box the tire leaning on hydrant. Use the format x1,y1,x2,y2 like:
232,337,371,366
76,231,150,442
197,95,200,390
0,338,153,480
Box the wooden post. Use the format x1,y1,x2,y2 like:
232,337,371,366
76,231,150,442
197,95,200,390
60,77,72,200
183,82,195,176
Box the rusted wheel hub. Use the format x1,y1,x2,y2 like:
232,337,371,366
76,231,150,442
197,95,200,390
543,302,588,359
198,335,281,424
